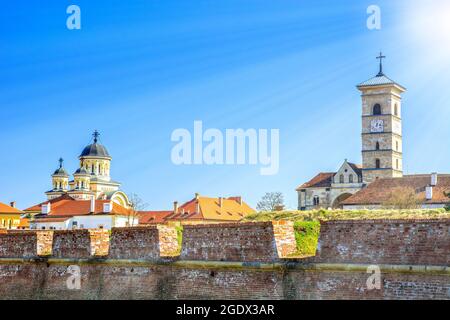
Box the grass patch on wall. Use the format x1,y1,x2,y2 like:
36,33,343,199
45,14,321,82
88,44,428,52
243,208,450,257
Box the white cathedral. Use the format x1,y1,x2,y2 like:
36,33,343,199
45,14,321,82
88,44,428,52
45,131,130,208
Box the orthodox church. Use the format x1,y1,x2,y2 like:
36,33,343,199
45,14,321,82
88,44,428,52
45,131,130,208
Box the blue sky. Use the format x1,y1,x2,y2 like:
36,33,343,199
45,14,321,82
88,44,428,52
1,0,450,210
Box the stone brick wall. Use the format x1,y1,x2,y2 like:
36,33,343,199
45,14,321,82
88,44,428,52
315,219,450,265
52,229,109,258
0,219,449,300
36,231,54,256
180,222,295,262
0,232,37,258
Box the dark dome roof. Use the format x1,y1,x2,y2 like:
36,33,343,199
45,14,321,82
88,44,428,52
53,167,68,176
74,167,89,175
80,142,111,158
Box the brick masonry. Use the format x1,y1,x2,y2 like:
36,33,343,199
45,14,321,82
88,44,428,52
315,219,450,265
180,221,296,262
0,219,448,300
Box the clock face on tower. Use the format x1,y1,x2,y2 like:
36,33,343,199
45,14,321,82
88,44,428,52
370,119,384,133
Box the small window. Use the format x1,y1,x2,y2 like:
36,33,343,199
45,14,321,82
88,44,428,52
313,196,320,206
349,175,354,183
396,141,399,151
373,104,382,115
375,142,380,150
394,104,398,116
339,174,344,183
396,159,399,169
375,159,381,169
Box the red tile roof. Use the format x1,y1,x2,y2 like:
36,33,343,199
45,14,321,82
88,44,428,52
0,202,22,214
296,172,334,190
138,211,173,224
166,195,255,222
24,195,130,216
342,174,450,205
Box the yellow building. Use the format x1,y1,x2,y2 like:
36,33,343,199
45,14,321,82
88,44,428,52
0,201,23,230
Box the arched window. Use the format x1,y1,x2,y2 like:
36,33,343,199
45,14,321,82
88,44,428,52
339,174,344,183
375,142,380,150
396,159,399,169
313,196,320,206
349,175,354,183
375,158,381,169
394,104,398,116
373,104,382,115
396,141,399,151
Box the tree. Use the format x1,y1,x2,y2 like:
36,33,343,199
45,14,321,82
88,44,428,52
127,193,148,227
256,192,285,212
382,187,421,210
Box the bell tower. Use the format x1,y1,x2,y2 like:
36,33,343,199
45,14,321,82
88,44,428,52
358,53,406,184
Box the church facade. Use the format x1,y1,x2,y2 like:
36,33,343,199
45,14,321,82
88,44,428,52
297,54,406,210
45,131,130,208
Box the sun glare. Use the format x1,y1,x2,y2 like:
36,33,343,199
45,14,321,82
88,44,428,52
403,0,450,55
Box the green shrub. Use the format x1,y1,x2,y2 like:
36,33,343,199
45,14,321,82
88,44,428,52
293,221,320,257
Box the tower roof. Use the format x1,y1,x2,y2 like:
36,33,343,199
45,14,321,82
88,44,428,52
79,130,111,158
74,167,90,176
53,158,69,176
357,52,406,91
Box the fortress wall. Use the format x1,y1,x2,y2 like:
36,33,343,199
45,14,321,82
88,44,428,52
0,232,37,258
108,226,179,260
52,229,109,258
180,221,296,262
315,219,450,265
0,262,448,300
0,219,449,300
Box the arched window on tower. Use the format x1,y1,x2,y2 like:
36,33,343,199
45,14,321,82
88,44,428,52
396,159,399,169
373,104,382,115
375,142,380,150
394,104,398,116
396,141,399,151
339,174,344,183
375,158,381,169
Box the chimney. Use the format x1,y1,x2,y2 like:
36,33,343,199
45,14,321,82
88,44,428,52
103,202,112,213
426,185,433,200
42,203,51,215
10,201,16,208
431,172,438,186
219,197,223,208
196,200,200,213
90,197,96,213
173,201,179,213
195,193,200,200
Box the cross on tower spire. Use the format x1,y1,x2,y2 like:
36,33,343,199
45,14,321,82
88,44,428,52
376,51,386,76
58,157,64,168
93,130,100,143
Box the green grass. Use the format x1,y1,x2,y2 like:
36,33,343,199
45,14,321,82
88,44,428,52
243,208,450,223
292,221,320,257
243,208,450,257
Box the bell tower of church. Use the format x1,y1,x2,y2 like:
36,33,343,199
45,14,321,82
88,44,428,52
357,53,406,184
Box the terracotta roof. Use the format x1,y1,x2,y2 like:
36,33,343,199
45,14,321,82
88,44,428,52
167,196,255,221
0,202,22,214
24,195,130,217
296,172,334,190
138,211,173,224
342,174,450,205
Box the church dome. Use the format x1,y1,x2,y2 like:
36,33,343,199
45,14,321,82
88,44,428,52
53,167,68,176
79,131,111,158
74,167,89,175
52,158,69,177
